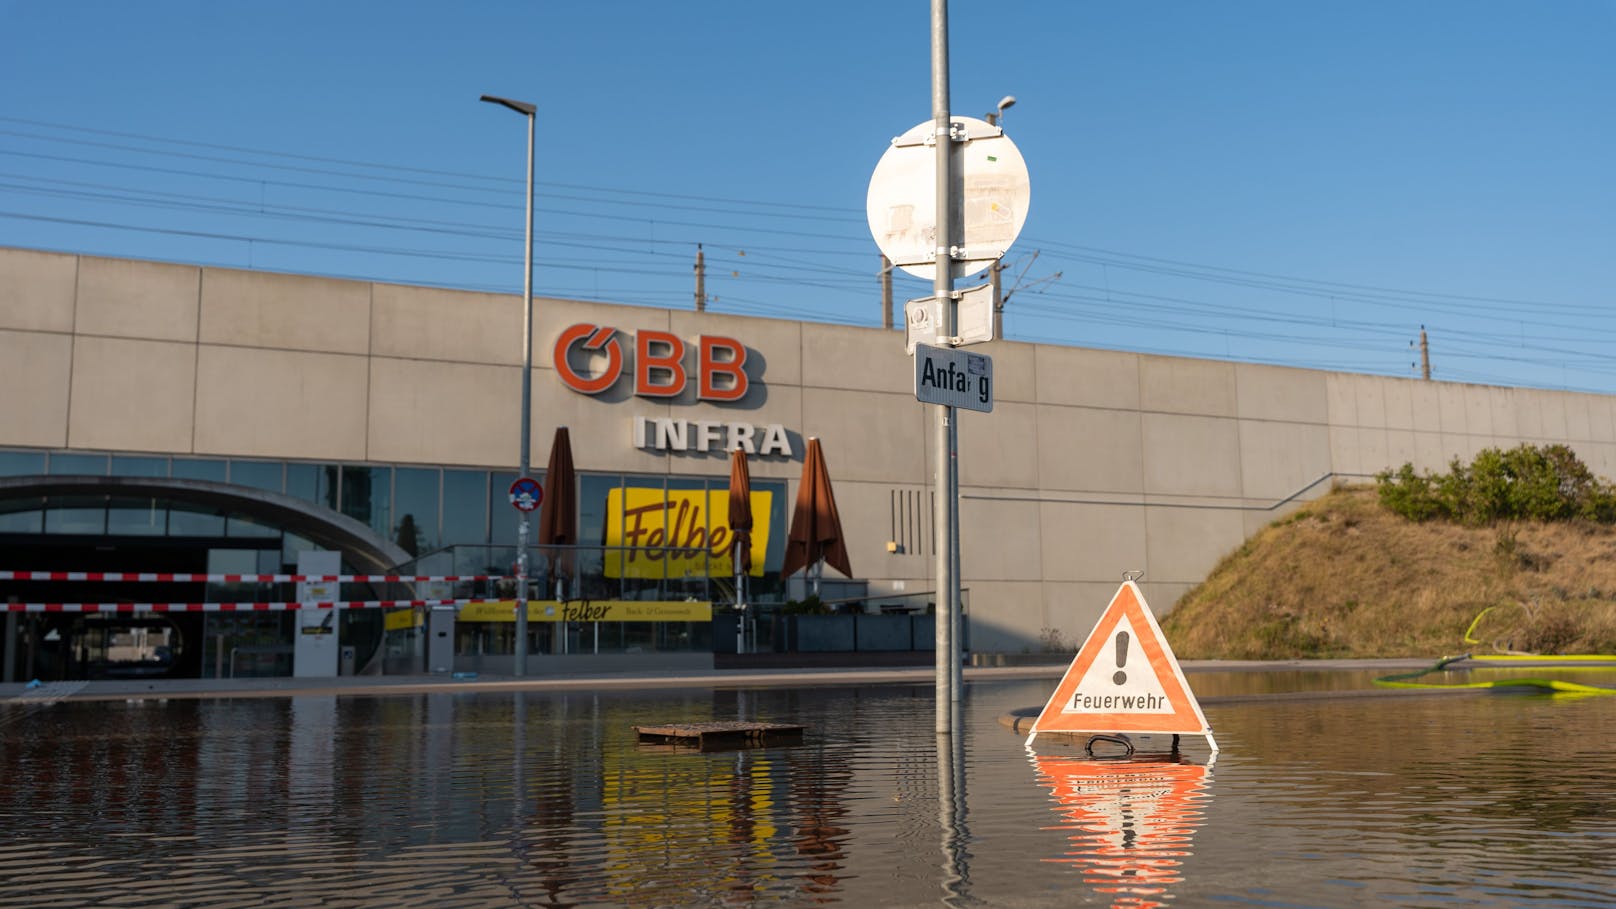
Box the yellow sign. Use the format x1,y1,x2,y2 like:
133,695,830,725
604,488,770,579
383,609,422,632
457,600,713,623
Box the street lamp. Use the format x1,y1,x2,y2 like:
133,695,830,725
985,94,1016,127
481,93,536,678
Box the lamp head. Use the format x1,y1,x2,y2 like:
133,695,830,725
480,94,536,116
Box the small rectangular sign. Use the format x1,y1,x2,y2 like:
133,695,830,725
904,296,941,355
914,343,993,413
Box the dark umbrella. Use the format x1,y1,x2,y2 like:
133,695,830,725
727,447,754,581
536,426,577,599
727,447,754,652
781,437,852,596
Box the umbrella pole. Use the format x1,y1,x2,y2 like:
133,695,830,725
735,555,745,655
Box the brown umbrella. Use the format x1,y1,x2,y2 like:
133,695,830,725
727,447,754,653
727,447,754,578
781,437,852,590
536,426,577,596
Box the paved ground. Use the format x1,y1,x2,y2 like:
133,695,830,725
0,658,1446,703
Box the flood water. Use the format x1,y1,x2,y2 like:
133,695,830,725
3,667,1615,908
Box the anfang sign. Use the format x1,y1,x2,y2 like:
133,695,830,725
913,343,993,413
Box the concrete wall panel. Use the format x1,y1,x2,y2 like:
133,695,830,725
1354,426,1391,477
0,248,75,333
966,580,1048,652
1408,380,1441,434
1386,429,1418,469
1381,378,1417,431
1439,433,1486,467
1324,373,1358,426
1035,404,1143,493
1591,397,1616,444
801,388,924,483
800,322,910,395
1236,363,1327,423
1436,383,1467,434
1535,390,1569,441
1140,413,1242,498
1353,376,1389,428
200,268,371,354
366,358,516,467
1487,387,1519,441
1566,393,1594,441
194,346,368,460
1039,502,1147,582
960,493,1043,582
68,336,195,452
371,283,516,364
1238,419,1333,502
958,401,1039,488
0,329,71,446
75,257,199,343
1328,425,1361,477
1414,430,1448,471
1034,346,1139,409
1140,355,1236,417
1460,385,1494,438
978,338,1037,404
1144,506,1247,585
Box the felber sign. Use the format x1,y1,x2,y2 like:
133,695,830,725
913,343,993,413
554,324,749,401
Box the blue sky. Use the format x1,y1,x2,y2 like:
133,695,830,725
2,1,1612,391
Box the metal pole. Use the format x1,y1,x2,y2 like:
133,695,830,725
514,107,535,678
930,0,956,735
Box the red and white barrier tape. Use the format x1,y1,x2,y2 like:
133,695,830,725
0,599,503,613
0,571,503,584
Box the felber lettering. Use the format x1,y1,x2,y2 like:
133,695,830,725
561,601,610,622
619,499,726,565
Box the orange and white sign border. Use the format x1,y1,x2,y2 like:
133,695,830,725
1028,580,1217,752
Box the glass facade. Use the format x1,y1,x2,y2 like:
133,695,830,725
0,447,791,600
1,447,795,677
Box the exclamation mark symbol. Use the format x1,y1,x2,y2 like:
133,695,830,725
1113,631,1130,685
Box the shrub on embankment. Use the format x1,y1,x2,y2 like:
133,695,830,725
1161,445,1616,660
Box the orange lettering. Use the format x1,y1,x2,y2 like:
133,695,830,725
554,324,623,394
698,335,749,401
635,330,687,397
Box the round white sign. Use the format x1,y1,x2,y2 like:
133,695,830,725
866,116,1031,281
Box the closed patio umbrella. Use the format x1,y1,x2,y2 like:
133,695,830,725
781,437,851,597
536,426,577,600
727,446,754,652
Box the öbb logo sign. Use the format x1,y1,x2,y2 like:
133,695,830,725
553,324,749,401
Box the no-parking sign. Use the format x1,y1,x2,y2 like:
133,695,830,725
508,477,542,512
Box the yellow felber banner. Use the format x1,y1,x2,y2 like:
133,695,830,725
604,488,770,579
457,600,713,623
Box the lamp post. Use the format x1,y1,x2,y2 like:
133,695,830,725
481,93,537,678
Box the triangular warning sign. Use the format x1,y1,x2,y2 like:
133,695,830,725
1030,581,1211,741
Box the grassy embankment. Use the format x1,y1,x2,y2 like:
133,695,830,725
1161,485,1616,660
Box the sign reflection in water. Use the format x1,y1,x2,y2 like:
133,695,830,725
1033,754,1212,908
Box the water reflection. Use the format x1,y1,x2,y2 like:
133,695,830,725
1033,753,1212,909
4,678,1616,907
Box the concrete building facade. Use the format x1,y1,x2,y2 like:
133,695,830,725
5,245,1616,672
